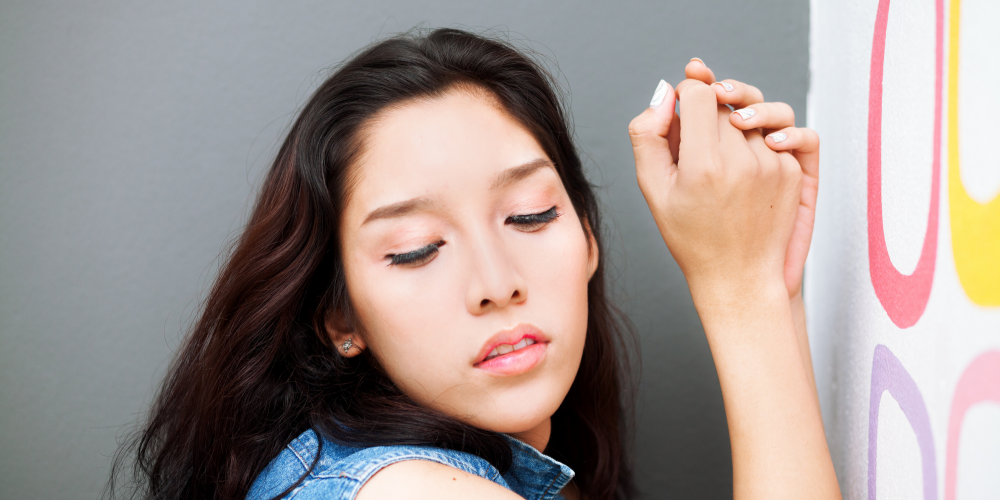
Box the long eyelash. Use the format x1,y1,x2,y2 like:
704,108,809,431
387,240,445,267
506,206,560,227
385,207,557,267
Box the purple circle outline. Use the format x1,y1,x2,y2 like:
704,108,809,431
868,344,937,500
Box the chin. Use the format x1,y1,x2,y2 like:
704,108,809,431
478,412,551,435
474,381,571,434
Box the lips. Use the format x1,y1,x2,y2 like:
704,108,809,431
483,337,537,361
474,324,549,376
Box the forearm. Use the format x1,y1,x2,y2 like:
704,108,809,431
693,282,840,500
790,291,820,413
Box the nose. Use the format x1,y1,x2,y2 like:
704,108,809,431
464,233,528,315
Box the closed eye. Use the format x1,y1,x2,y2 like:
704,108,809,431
506,206,560,232
386,240,445,267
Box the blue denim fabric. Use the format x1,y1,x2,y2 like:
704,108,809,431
247,429,575,500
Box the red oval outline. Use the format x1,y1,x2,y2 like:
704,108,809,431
867,0,943,328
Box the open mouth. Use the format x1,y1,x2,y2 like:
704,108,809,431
474,324,549,376
483,338,537,361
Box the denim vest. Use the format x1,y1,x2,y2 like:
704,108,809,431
246,429,575,500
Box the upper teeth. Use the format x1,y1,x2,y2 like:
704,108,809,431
486,338,536,360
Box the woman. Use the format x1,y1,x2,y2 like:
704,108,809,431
108,29,838,500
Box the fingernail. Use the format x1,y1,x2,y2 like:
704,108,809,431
714,81,734,92
650,79,670,107
733,108,756,120
769,132,788,143
690,57,705,65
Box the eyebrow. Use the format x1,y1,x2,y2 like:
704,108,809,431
490,158,555,191
362,158,555,225
363,197,436,225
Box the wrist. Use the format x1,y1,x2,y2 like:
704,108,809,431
687,273,788,318
690,278,794,349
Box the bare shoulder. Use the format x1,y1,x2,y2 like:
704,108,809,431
355,459,523,500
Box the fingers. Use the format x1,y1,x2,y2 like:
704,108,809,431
730,102,796,131
712,79,765,108
685,58,764,109
776,150,804,189
731,114,781,179
629,80,678,195
675,79,720,157
685,58,716,84
717,104,748,145
765,127,818,154
743,127,778,172
716,104,756,169
764,127,820,180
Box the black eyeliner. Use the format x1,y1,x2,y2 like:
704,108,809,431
506,206,560,225
387,240,445,266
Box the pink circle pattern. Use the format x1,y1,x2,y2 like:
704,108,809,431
866,0,943,328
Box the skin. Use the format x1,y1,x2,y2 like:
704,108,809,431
333,87,596,459
334,59,838,499
671,60,822,409
629,60,836,499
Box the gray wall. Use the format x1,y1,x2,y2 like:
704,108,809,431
0,1,808,498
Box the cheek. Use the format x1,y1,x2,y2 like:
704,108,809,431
531,223,592,288
520,221,592,347
343,254,469,394
341,217,593,419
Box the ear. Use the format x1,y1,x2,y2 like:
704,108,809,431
325,306,367,357
583,218,600,280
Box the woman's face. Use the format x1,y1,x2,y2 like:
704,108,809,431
337,88,596,446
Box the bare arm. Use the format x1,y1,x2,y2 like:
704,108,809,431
685,59,824,417
692,282,835,499
629,69,839,499
791,291,820,412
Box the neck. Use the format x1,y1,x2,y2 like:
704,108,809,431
508,417,551,452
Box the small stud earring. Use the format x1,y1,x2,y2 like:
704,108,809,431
342,337,353,353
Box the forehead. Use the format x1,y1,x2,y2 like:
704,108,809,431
344,89,550,219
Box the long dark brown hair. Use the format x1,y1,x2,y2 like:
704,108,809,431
106,28,637,500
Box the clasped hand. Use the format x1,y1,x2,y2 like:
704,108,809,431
629,60,820,303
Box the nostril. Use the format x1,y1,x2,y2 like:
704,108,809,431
511,290,520,299
480,299,490,307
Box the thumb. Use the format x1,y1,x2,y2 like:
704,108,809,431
629,80,677,200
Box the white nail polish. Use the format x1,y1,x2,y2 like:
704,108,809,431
650,79,669,107
770,132,788,143
714,81,734,92
733,108,756,120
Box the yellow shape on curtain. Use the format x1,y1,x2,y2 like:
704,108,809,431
949,0,1000,306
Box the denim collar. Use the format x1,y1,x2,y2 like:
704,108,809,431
500,434,575,500
250,428,576,500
